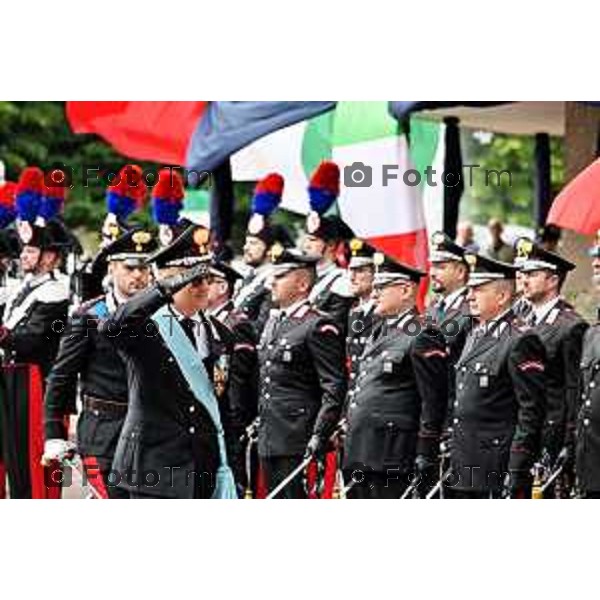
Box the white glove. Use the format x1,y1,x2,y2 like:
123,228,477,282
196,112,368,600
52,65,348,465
42,439,75,465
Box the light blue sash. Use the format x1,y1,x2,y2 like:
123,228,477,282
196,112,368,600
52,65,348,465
92,299,110,319
152,304,238,499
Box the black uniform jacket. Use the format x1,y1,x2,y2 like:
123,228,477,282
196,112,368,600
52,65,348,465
575,322,600,492
44,293,129,460
309,264,355,337
426,288,474,424
233,267,273,337
0,272,69,377
346,300,378,384
211,300,259,443
450,311,546,493
256,299,347,458
343,308,449,474
99,285,240,498
529,299,587,459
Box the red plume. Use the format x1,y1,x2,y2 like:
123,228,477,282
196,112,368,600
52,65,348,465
43,181,67,200
255,173,284,197
309,161,340,197
152,168,185,202
0,182,17,207
16,166,44,194
108,164,147,207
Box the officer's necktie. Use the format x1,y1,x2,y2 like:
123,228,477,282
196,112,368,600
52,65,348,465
436,299,447,323
462,327,483,357
181,318,198,349
269,310,286,341
370,319,386,344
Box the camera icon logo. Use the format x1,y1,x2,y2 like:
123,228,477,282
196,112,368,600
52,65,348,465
344,162,372,188
345,461,375,489
44,463,72,489
44,163,74,188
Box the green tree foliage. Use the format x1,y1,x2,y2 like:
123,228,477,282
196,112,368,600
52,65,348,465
0,101,136,234
460,131,564,227
0,101,303,253
5,103,564,251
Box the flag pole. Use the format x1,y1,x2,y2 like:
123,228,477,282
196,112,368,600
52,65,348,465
210,159,235,248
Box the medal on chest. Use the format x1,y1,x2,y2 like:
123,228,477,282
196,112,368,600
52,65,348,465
281,339,293,363
213,355,230,398
474,363,489,388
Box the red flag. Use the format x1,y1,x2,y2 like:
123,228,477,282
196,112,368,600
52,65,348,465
67,101,208,165
547,157,600,234
67,102,336,172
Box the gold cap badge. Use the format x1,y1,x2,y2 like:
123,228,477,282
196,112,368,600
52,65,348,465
132,230,152,252
269,242,284,262
465,253,478,269
516,238,533,259
373,252,385,267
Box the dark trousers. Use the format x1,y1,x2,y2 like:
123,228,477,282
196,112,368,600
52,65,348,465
580,491,600,499
129,491,165,499
127,469,215,499
344,470,409,499
261,455,307,499
444,487,503,499
541,425,573,498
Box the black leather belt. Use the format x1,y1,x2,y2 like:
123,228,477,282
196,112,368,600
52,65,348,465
83,395,128,417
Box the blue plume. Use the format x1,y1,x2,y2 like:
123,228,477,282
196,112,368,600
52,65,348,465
16,191,42,223
0,205,16,228
106,192,135,220
252,191,280,217
39,197,62,221
309,187,336,215
152,197,183,225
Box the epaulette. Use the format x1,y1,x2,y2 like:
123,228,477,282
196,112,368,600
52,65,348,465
448,291,468,311
294,303,314,319
396,311,419,331
309,306,330,319
74,294,106,317
560,298,575,310
330,272,354,298
493,320,511,338
546,307,560,325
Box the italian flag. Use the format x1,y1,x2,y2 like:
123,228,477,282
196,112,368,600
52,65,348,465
232,101,444,270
